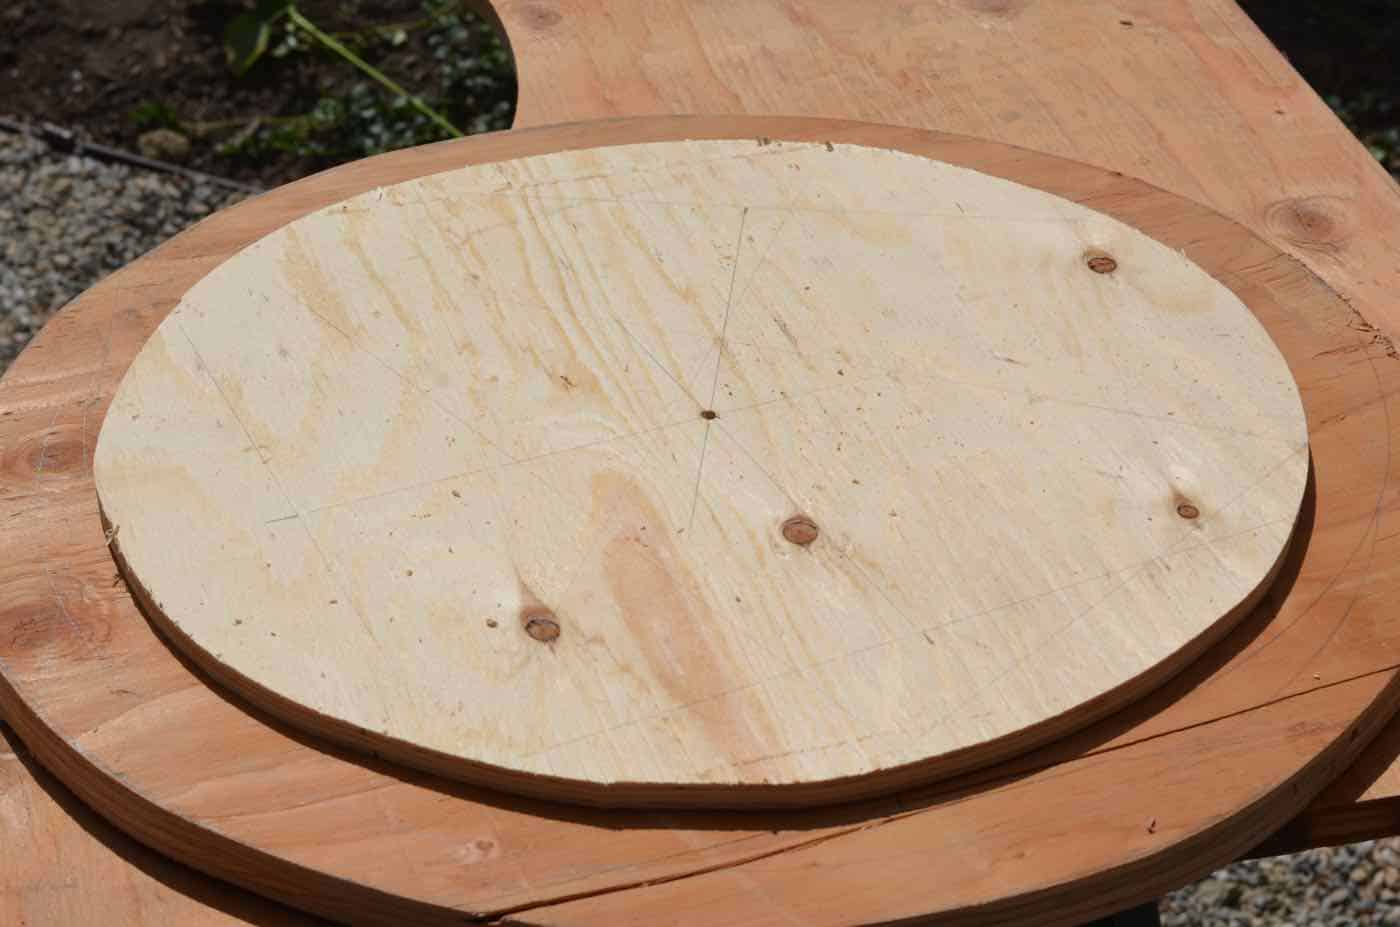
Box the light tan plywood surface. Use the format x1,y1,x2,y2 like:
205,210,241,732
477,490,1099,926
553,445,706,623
93,138,1308,807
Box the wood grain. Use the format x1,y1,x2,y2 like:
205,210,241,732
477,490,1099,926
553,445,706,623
1260,713,1400,857
93,138,1308,808
514,671,1400,927
482,0,1400,868
0,722,321,927
495,0,1400,338
0,115,1395,927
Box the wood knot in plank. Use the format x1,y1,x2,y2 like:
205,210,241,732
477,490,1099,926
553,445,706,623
1264,195,1356,254
521,608,561,642
21,425,87,480
781,515,820,546
518,3,562,29
1084,250,1118,274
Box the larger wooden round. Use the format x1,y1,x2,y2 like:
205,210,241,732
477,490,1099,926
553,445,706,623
2,117,1390,927
92,135,1307,806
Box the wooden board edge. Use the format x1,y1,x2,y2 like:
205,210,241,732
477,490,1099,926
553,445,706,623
0,664,467,926
498,668,1400,926
0,719,327,926
101,492,1303,810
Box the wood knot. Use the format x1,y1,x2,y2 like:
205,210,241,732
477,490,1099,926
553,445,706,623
519,3,562,29
1264,195,1356,254
521,608,561,642
1176,502,1200,520
1084,250,1118,274
700,409,718,421
781,515,820,546
21,426,86,480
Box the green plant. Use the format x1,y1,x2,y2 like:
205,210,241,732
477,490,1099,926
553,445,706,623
225,0,463,137
1329,91,1400,174
224,0,286,76
128,101,181,131
1240,0,1400,177
206,2,513,170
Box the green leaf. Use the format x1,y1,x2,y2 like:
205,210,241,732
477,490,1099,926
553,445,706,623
225,2,294,76
225,12,272,76
129,101,180,131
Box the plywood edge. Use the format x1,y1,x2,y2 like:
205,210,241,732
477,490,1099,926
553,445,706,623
0,720,323,926
91,119,1310,810
1260,702,1400,856
0,662,464,927
1254,798,1400,859
497,669,1400,926
104,497,1302,809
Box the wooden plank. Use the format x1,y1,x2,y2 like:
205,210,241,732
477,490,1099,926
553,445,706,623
1261,711,1400,857
0,116,1395,927
1337,724,1400,810
93,137,1308,809
495,0,1400,339
0,721,321,926
514,671,1400,927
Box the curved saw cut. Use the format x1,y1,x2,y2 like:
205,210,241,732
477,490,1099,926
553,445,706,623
94,136,1308,808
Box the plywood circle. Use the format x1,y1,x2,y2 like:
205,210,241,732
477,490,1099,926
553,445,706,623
93,136,1308,808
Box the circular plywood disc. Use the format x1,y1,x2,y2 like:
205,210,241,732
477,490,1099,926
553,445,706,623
93,137,1308,808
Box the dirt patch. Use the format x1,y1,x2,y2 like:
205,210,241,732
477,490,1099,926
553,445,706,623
0,0,515,187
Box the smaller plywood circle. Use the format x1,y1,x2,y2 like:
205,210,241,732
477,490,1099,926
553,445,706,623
94,137,1308,807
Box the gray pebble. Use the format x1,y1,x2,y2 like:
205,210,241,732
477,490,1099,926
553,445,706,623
1163,838,1400,925
137,128,192,163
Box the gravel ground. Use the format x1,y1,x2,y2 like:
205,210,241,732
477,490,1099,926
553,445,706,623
3,121,1400,925
1163,841,1400,925
0,128,248,369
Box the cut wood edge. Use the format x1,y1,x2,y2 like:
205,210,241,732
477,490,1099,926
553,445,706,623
103,499,1304,809
0,720,323,927
504,670,1400,927
5,603,1395,927
1258,705,1400,857
0,655,463,927
92,125,1309,810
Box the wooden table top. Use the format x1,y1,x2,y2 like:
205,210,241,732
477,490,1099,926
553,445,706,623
94,133,1310,810
3,2,1400,925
